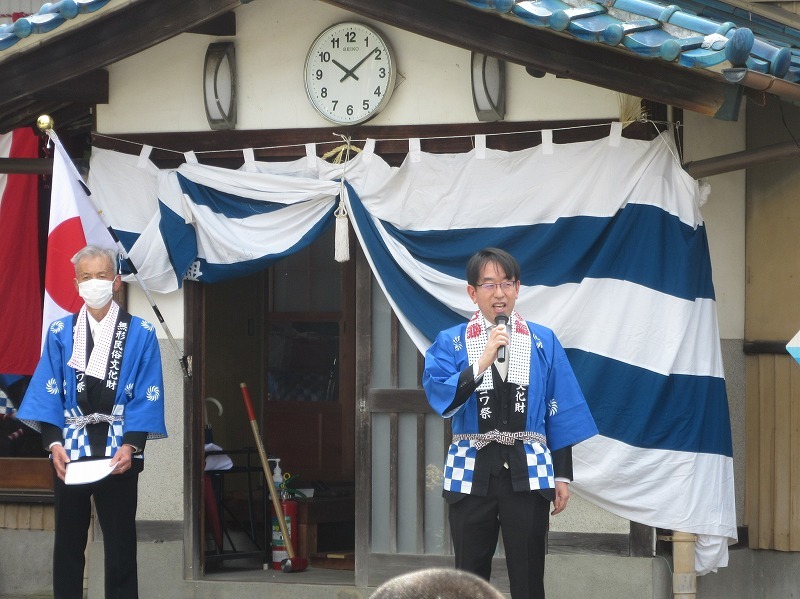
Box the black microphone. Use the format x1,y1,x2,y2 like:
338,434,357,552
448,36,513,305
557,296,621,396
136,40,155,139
494,314,509,363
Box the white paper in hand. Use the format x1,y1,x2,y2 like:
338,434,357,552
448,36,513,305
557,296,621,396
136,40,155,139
65,459,117,485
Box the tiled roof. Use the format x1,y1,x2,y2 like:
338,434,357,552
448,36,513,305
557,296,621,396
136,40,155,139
462,0,800,84
0,0,110,50
3,0,800,102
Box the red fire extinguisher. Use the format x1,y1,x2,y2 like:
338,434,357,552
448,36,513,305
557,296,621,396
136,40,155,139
271,493,298,570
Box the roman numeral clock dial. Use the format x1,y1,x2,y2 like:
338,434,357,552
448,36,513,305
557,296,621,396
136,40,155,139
304,23,397,125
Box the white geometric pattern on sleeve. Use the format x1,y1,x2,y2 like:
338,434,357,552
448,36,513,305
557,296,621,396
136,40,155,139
45,378,59,395
547,398,558,417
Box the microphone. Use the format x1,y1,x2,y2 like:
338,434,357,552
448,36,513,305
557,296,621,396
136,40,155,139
494,314,508,363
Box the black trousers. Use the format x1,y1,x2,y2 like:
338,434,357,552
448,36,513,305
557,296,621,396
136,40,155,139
448,467,551,599
52,464,140,599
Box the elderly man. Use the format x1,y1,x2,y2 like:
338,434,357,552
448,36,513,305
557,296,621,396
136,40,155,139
18,245,167,599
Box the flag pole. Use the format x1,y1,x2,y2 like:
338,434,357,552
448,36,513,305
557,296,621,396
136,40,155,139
37,115,191,379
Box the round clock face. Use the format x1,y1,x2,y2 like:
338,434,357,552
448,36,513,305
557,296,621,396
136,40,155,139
305,22,397,125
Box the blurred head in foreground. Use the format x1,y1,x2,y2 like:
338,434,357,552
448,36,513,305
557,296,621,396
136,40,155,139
371,567,505,599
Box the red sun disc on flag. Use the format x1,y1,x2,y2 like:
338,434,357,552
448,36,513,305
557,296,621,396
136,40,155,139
45,216,86,313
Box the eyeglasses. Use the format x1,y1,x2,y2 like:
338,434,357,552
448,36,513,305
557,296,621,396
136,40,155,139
475,280,517,292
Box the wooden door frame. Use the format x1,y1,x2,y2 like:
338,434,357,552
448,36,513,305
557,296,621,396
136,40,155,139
184,280,205,580
354,245,372,588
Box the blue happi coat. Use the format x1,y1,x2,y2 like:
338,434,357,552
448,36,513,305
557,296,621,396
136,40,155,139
18,307,167,460
423,317,597,495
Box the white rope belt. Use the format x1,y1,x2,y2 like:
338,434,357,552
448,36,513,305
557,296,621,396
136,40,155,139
452,430,546,450
65,413,122,430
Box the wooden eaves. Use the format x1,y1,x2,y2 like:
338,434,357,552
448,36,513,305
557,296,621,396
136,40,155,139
0,0,745,136
3,0,800,176
0,0,245,134
318,0,744,120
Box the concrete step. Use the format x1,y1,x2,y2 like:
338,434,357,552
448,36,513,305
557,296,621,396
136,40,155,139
93,541,674,599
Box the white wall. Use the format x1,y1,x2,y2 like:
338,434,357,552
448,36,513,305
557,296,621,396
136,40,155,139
124,286,184,519
97,0,619,133
682,109,746,340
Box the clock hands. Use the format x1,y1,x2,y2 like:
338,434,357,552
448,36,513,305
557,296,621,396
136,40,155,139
332,59,358,81
339,48,378,83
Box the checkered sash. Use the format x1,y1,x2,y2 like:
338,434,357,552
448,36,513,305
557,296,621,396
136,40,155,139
453,430,546,450
0,393,15,417
443,439,477,493
62,404,126,461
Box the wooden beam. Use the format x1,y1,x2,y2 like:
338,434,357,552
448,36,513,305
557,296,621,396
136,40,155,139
0,458,54,492
354,247,373,588
683,140,800,178
317,0,743,119
629,521,655,557
0,99,55,134
90,118,659,168
743,341,789,355
0,71,106,133
27,70,109,104
45,105,96,134
0,100,89,135
0,158,52,174
0,0,250,108
183,280,205,580
187,11,236,36
548,532,631,556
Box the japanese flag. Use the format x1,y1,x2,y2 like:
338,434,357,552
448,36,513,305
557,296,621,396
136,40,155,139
42,131,116,347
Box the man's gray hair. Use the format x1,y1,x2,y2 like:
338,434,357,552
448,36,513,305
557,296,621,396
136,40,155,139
370,568,505,599
71,245,118,274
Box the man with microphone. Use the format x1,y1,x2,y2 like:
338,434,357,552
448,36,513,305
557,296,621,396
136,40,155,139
423,247,597,599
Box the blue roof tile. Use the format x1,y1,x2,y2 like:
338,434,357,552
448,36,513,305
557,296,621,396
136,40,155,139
0,0,110,50
2,0,800,100
468,0,800,88
513,0,574,27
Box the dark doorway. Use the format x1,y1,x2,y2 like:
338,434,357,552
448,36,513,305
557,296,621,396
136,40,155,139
198,225,356,570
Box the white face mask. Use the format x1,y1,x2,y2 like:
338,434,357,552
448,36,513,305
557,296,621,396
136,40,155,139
78,278,114,309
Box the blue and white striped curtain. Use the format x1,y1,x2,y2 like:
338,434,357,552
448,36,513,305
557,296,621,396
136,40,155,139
89,131,735,574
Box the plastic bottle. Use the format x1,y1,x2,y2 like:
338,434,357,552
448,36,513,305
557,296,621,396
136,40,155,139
272,458,282,491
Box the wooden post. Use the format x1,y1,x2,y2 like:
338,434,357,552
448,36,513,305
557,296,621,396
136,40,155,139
671,531,697,599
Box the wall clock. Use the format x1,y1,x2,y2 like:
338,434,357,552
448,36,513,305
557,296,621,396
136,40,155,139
304,22,397,125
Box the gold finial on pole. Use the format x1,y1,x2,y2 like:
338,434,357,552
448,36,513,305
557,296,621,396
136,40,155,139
36,114,54,132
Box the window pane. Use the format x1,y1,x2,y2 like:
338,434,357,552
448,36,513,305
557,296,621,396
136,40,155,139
272,227,341,312
267,321,339,402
